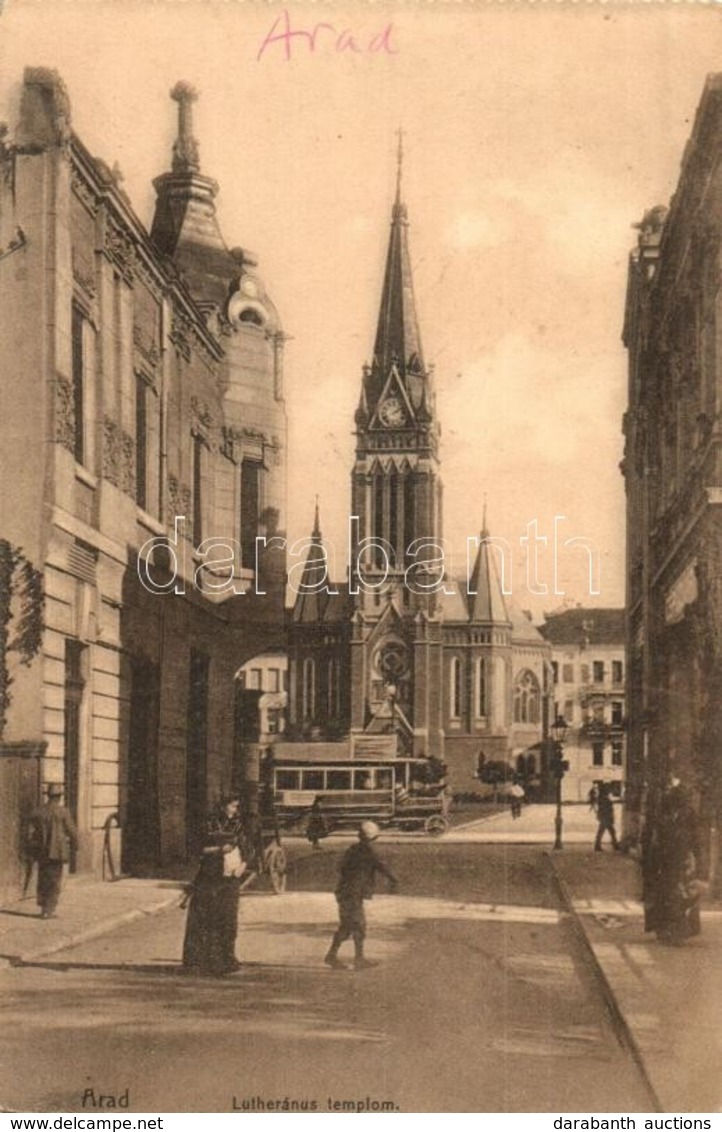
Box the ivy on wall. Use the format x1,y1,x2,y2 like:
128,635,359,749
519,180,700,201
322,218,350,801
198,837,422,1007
0,539,44,739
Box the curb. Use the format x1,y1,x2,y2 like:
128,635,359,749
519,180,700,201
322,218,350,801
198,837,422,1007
545,852,663,1114
11,893,182,966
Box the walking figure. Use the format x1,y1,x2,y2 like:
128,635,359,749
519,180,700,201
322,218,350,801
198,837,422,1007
27,783,78,918
324,821,398,971
508,780,525,820
306,796,329,850
594,783,619,851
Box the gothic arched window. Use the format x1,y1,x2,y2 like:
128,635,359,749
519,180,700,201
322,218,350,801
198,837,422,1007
476,658,487,717
513,669,540,725
450,657,463,719
303,657,316,721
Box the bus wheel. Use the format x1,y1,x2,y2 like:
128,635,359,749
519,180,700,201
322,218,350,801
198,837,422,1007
265,844,287,893
425,815,448,836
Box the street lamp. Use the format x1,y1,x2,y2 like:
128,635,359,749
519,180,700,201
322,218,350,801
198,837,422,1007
386,683,398,749
551,714,569,851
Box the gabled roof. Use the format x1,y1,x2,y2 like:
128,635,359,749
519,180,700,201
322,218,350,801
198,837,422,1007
539,607,625,646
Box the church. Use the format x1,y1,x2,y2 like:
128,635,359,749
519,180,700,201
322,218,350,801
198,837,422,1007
281,159,551,796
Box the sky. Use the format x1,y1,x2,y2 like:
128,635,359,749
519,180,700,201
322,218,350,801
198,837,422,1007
3,1,722,618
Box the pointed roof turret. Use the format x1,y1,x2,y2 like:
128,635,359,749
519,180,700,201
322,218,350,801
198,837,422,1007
150,81,227,267
292,502,335,623
372,132,425,382
466,520,511,625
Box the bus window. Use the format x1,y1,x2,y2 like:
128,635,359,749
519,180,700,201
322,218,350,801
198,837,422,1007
327,769,352,790
354,769,375,790
302,769,325,791
276,769,300,791
377,768,393,790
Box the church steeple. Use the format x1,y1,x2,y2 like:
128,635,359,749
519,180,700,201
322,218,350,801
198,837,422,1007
372,134,425,384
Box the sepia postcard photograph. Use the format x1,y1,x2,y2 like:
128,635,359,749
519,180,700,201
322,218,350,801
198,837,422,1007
1,0,722,1116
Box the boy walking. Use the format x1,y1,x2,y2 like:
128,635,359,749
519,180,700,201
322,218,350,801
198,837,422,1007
324,821,398,970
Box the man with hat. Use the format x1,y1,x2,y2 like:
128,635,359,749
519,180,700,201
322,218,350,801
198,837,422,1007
324,821,398,971
27,783,78,918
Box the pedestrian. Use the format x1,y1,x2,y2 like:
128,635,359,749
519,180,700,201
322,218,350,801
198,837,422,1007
509,780,525,819
593,783,619,851
182,797,246,976
324,821,398,971
306,796,329,850
26,783,78,919
642,779,706,947
588,783,599,813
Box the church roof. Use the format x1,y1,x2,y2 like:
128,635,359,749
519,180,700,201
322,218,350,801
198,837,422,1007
539,607,625,646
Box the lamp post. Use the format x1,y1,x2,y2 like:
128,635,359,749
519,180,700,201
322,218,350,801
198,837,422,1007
386,683,398,751
551,714,569,851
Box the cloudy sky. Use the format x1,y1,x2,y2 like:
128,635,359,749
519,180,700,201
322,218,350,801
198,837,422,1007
3,1,722,616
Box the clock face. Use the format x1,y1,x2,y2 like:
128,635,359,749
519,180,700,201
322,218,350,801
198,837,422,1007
378,396,405,427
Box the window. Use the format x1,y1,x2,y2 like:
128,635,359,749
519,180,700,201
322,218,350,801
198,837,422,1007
247,668,262,691
192,433,204,544
71,305,86,465
592,742,604,767
562,663,574,684
450,657,463,719
135,375,148,510
611,701,624,726
611,740,623,766
513,670,540,725
240,458,262,570
551,661,559,684
580,664,590,684
268,668,281,693
593,661,605,683
564,700,575,724
612,660,624,684
302,770,324,791
327,770,352,791
276,769,300,791
592,702,605,723
476,658,487,717
303,658,316,721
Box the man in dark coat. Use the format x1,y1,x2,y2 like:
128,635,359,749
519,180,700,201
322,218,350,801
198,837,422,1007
324,821,398,970
27,783,78,918
594,783,619,851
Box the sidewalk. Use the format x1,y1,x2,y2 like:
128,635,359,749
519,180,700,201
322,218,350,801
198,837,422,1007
0,875,183,966
551,848,722,1114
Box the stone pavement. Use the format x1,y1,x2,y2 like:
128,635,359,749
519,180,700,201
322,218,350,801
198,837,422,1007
551,848,722,1114
1,807,719,1113
0,875,184,966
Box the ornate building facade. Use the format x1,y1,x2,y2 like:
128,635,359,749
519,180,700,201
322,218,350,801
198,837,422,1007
283,170,550,794
540,608,626,803
0,70,286,900
623,73,722,876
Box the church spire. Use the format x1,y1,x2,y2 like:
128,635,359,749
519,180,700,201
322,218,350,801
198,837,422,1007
372,138,425,381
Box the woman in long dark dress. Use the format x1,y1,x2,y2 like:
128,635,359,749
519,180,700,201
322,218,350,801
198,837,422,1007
182,799,245,975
